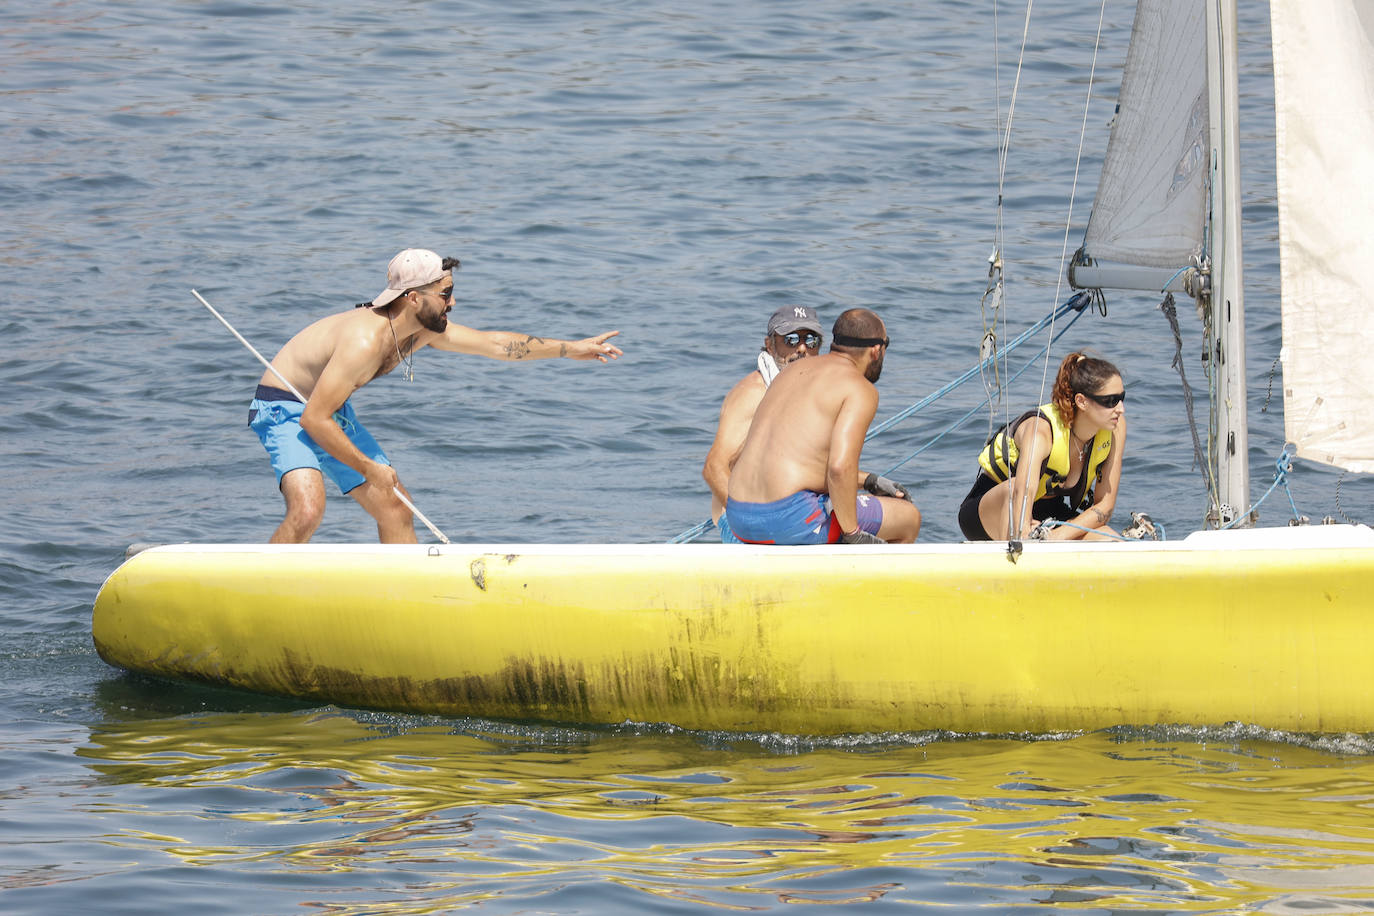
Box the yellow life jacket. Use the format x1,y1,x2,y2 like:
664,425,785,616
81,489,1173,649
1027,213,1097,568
977,402,1113,509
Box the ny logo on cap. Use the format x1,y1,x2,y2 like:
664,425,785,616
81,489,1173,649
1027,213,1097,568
794,307,808,318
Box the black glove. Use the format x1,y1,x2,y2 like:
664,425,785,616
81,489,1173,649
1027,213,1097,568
839,529,886,545
863,472,911,502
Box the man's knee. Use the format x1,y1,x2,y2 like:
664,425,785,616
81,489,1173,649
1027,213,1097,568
280,470,326,523
881,500,921,543
370,490,417,543
353,481,411,524
376,496,413,528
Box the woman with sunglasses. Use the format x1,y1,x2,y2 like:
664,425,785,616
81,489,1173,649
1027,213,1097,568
957,351,1126,541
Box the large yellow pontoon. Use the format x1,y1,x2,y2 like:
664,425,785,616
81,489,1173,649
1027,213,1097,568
92,525,1374,734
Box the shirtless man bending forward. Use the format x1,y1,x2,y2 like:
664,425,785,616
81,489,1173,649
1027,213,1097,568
248,248,622,544
725,308,920,545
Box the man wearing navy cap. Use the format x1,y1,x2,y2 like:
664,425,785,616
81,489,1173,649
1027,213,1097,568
703,306,825,532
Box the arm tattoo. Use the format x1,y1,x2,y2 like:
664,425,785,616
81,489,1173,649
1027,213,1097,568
559,342,568,357
503,335,550,360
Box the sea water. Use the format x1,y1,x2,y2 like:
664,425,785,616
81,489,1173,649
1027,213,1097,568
3,0,1374,912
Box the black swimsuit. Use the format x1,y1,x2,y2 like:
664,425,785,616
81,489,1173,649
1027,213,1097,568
957,472,1083,541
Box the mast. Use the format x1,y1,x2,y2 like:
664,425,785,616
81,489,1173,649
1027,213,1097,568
1203,0,1250,527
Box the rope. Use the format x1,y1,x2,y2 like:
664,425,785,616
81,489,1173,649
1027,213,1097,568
1335,473,1360,525
880,298,1092,474
669,519,717,544
866,292,1090,440
1219,445,1301,529
1199,247,1225,527
1034,519,1128,541
1260,354,1281,413
1000,0,1110,540
1032,512,1166,542
1159,294,1207,475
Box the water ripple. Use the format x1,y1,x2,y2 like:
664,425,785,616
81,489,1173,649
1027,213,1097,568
4,0,1371,910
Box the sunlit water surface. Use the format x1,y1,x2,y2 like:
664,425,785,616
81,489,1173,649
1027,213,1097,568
3,0,1373,912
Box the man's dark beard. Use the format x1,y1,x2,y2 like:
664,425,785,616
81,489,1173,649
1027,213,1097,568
864,352,884,383
418,310,448,333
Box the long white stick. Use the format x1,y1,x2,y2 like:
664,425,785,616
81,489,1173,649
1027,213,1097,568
192,289,451,545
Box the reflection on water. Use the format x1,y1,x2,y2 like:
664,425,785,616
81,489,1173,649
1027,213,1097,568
59,697,1374,912
4,0,1374,910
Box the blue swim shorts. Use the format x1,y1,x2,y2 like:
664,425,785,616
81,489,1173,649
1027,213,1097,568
248,384,390,495
724,490,884,545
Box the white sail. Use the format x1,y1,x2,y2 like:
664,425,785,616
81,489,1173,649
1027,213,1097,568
1082,0,1208,269
1273,0,1374,474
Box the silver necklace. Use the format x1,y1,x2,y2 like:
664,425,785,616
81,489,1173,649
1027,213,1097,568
388,314,413,382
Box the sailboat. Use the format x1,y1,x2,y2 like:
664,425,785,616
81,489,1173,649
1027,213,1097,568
92,0,1374,735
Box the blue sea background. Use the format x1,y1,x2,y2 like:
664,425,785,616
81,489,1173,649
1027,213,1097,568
4,0,1374,912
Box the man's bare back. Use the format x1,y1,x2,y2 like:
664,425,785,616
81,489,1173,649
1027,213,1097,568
728,353,877,504
724,308,919,544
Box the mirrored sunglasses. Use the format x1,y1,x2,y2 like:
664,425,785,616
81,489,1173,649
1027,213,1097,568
781,331,822,349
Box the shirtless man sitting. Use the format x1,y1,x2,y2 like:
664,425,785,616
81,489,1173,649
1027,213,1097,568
247,248,622,543
724,308,921,545
703,306,824,533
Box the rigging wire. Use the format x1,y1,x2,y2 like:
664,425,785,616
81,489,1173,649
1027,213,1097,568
879,297,1094,477
987,0,1036,446
866,293,1091,441
997,0,1112,539
989,0,1032,537
981,0,1012,433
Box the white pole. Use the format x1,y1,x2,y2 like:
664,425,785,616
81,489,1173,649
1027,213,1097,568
192,289,452,545
1204,0,1251,527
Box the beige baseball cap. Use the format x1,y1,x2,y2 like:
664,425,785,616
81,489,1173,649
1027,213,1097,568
371,248,446,307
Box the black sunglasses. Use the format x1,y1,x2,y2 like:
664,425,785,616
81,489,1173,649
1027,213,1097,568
1083,390,1126,408
780,331,822,349
407,284,453,302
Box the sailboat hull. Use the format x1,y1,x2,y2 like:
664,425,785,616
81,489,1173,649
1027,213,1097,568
92,529,1374,734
